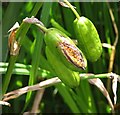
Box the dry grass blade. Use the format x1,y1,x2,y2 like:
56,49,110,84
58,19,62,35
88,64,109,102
106,2,119,73
107,2,118,47
30,89,45,113
0,101,10,107
23,89,45,115
3,72,120,102
8,22,19,33
88,78,114,112
59,1,76,8
102,43,113,49
106,2,119,92
23,16,44,26
112,75,118,105
2,72,120,113
8,22,20,56
3,77,61,101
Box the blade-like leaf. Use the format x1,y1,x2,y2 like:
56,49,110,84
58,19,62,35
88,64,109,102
88,78,114,111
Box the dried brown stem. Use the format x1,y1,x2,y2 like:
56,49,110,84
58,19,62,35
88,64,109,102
31,89,45,114
2,72,120,102
3,77,61,101
2,73,120,113
106,2,119,92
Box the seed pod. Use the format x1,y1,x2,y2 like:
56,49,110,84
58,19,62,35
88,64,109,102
23,17,85,87
44,28,87,71
73,16,102,62
45,46,80,88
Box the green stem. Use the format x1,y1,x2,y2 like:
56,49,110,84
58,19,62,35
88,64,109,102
2,56,18,95
80,73,115,80
63,0,80,19
50,18,71,37
35,23,48,33
2,3,42,95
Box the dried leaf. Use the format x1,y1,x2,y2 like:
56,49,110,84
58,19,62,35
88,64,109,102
117,76,120,82
3,77,61,101
8,22,19,33
23,16,44,26
8,22,19,48
0,101,10,107
88,78,114,111
112,74,118,105
8,28,20,56
102,43,113,49
59,1,76,8
10,41,20,56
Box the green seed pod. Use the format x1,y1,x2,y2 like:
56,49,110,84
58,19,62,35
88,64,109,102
45,46,80,88
23,17,86,87
44,28,87,71
73,16,102,62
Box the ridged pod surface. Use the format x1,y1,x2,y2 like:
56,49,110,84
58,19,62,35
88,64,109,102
73,16,102,62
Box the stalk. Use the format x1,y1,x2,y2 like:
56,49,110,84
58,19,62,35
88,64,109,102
63,0,80,19
23,17,48,33
35,23,48,33
2,3,42,95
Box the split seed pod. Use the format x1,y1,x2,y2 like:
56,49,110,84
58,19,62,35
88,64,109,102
45,46,80,88
44,28,87,72
23,17,87,87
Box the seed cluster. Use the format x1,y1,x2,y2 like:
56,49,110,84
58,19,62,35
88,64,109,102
59,42,85,70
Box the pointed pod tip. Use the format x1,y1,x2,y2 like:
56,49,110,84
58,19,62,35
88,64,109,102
81,66,86,70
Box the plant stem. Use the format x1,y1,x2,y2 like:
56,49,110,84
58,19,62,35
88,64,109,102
3,72,120,101
50,18,71,37
63,0,80,19
35,23,48,33
2,3,42,95
23,17,48,33
2,56,18,95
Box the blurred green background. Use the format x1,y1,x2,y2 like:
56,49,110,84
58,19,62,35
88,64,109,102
1,2,120,114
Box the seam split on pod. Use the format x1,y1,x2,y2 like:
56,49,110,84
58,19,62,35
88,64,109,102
44,28,87,72
58,41,86,70
44,28,87,87
45,46,80,88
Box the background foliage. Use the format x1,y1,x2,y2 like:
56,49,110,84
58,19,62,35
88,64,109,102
1,2,120,114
